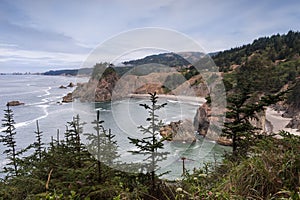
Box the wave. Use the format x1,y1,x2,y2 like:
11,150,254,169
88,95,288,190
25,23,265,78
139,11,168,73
167,99,179,103
37,87,52,97
95,108,111,112
0,105,49,132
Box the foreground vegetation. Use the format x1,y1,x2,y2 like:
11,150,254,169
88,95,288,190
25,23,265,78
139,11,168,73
1,95,300,199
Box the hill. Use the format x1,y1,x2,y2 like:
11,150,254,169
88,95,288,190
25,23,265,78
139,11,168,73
213,30,300,72
43,68,93,76
123,52,191,67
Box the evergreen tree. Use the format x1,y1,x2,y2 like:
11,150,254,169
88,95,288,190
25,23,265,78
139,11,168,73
223,91,286,157
0,105,20,177
33,120,44,162
64,115,86,168
128,92,169,191
85,110,119,182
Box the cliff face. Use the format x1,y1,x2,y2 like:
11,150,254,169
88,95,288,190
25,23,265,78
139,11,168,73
172,74,209,97
193,102,232,146
72,68,119,102
160,120,196,142
193,101,280,146
285,114,300,131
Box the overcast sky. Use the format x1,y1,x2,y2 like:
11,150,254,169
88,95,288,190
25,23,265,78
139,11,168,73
0,0,299,73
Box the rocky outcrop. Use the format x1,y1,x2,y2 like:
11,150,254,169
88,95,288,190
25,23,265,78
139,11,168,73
193,102,211,136
62,93,72,103
160,120,197,142
72,68,119,102
193,102,232,146
67,82,75,87
6,101,25,106
285,114,300,131
59,82,75,89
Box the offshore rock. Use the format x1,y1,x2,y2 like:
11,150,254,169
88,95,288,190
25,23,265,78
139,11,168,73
67,82,75,87
62,93,73,103
160,119,197,142
6,101,25,106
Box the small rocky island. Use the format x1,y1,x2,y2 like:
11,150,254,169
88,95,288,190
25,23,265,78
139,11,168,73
7,101,25,106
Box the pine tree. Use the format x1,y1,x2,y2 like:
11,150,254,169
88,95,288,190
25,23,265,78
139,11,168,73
0,105,20,177
223,91,286,157
33,120,44,162
128,92,169,191
85,110,119,182
64,115,86,168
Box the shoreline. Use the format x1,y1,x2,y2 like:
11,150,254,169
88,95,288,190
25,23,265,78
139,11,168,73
266,107,299,136
128,93,206,103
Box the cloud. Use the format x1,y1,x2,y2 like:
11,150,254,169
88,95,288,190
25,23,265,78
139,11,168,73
0,0,300,71
0,20,91,54
0,46,87,73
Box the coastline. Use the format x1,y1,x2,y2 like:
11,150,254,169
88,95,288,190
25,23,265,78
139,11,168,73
128,93,206,104
266,107,299,136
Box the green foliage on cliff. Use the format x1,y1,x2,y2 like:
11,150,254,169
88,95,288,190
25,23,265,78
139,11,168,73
214,30,300,71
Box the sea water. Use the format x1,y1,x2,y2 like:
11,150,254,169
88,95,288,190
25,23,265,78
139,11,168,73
0,75,230,179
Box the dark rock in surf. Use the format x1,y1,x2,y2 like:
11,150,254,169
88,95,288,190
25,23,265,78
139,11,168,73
6,101,25,106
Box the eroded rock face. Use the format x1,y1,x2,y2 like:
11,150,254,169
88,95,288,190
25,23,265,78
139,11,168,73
193,102,211,136
6,101,24,106
160,119,196,142
193,102,233,146
134,83,165,94
62,93,73,103
71,69,119,102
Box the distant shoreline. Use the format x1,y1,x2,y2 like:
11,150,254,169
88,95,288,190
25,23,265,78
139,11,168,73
128,93,206,103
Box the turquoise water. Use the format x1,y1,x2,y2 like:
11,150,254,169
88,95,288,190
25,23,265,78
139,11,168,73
0,75,231,179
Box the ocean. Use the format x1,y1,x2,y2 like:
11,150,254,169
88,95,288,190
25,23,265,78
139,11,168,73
0,75,230,179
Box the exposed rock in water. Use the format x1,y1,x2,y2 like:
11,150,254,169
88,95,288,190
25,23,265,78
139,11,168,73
62,93,73,103
160,119,197,142
67,82,75,87
193,102,232,146
59,85,67,89
193,102,211,136
285,114,300,131
6,101,25,106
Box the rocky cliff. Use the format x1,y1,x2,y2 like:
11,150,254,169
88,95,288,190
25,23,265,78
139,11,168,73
285,113,300,131
193,102,232,146
72,67,119,102
160,119,196,142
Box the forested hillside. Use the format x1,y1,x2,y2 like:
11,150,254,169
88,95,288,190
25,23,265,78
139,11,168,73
213,31,300,113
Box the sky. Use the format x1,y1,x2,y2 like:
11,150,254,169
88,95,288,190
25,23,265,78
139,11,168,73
0,0,300,73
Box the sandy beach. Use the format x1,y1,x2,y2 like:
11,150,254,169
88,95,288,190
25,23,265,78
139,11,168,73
128,94,299,136
266,107,299,136
128,93,206,104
